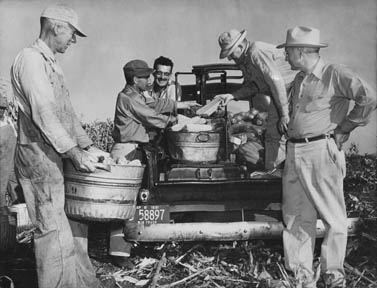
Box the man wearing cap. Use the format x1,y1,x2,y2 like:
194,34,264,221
11,5,104,288
277,26,376,288
109,59,178,266
215,29,297,171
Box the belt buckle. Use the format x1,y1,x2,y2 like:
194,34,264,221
304,137,309,143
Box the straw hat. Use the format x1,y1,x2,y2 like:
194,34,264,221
218,29,247,59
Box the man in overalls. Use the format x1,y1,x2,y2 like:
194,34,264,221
11,5,103,288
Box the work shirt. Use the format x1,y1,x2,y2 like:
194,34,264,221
233,41,297,117
11,39,91,153
112,84,176,143
288,58,376,139
150,81,182,102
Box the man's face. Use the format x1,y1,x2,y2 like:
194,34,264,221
227,45,243,62
153,65,172,88
135,74,154,91
284,47,301,70
55,22,77,54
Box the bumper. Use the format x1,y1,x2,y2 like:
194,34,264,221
124,217,359,242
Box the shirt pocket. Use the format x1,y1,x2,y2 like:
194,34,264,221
304,94,329,112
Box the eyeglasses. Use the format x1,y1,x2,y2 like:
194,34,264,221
154,71,171,77
56,22,77,37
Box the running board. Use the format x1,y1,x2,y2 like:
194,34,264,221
124,217,359,242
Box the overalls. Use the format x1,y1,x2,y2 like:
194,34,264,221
15,48,101,288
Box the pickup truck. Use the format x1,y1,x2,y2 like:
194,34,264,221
124,63,358,242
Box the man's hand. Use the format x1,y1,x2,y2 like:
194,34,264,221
66,146,96,173
278,115,290,134
214,94,234,106
176,101,201,109
86,146,110,159
334,127,350,151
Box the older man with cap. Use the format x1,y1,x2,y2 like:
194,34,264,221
11,5,104,288
109,59,178,267
277,26,376,288
215,29,297,171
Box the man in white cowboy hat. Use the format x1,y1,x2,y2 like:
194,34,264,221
11,4,106,288
277,26,376,288
215,29,297,171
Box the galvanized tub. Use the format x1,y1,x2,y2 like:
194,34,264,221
166,131,221,163
63,160,145,221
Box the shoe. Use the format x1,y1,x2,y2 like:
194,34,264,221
323,274,346,288
110,255,134,269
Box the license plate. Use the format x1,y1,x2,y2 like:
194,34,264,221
129,205,170,225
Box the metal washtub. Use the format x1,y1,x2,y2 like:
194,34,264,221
63,160,145,221
166,130,221,163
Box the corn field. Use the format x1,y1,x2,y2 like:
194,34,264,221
83,119,114,152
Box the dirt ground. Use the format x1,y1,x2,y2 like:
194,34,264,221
87,222,377,288
1,154,376,288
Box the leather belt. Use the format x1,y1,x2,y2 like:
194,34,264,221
288,134,333,144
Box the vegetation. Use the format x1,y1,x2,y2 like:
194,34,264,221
83,119,114,152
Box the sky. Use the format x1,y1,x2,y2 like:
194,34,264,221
0,0,376,154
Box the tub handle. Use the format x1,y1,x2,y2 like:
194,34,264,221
195,168,201,179
196,133,210,143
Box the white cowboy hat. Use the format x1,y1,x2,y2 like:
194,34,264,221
277,26,328,49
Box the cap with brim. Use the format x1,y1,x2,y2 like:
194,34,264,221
124,60,154,78
276,26,327,49
219,29,247,59
41,5,86,37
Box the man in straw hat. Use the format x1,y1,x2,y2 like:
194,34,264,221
215,29,297,171
277,26,376,288
11,5,106,288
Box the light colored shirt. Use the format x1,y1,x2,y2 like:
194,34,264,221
288,58,376,138
11,39,91,153
233,41,298,117
146,81,182,102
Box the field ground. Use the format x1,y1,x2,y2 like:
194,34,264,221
1,154,376,288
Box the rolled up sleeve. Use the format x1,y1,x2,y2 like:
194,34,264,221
335,66,377,131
